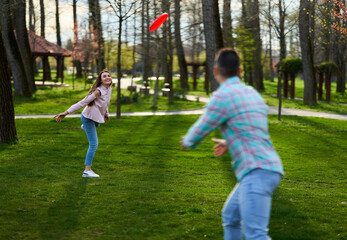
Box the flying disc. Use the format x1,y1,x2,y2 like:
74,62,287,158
149,13,169,32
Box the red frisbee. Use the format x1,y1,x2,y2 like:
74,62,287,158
149,13,169,32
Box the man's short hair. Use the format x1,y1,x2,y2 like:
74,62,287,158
214,48,240,78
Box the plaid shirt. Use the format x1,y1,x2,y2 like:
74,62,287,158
183,76,284,181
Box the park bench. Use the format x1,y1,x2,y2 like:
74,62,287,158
161,83,170,97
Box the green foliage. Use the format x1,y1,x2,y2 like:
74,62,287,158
234,26,255,70
282,58,303,75
316,61,340,75
132,92,139,103
0,115,346,239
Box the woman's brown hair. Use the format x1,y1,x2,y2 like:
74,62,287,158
87,69,112,106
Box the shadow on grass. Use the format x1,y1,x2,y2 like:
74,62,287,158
40,178,87,240
289,117,347,151
270,188,315,240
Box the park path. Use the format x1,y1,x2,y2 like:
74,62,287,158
14,79,347,121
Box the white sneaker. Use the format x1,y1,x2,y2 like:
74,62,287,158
82,170,100,178
81,124,85,130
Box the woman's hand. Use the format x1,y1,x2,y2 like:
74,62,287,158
54,111,68,122
104,115,110,122
211,138,228,157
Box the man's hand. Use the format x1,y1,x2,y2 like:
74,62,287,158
211,138,228,156
104,115,110,122
180,136,188,151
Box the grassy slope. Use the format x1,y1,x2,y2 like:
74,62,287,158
0,115,346,239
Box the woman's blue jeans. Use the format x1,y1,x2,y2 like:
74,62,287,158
222,169,282,240
81,114,99,166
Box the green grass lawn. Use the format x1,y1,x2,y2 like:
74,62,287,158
14,73,205,115
167,76,347,114
14,72,347,115
0,115,346,239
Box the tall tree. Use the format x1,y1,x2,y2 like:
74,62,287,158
174,0,189,90
40,0,52,81
12,0,36,93
331,0,347,93
40,0,45,37
55,0,61,46
250,0,264,91
268,0,275,82
1,0,31,97
223,0,233,47
299,0,317,106
202,0,223,92
72,0,83,78
55,0,64,82
0,20,17,143
88,0,106,73
152,0,161,108
162,0,174,103
29,0,35,32
141,0,151,87
106,0,137,118
239,0,254,86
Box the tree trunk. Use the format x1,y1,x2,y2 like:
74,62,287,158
283,73,288,98
318,72,324,100
290,74,295,99
40,0,45,38
1,0,31,97
88,0,105,73
55,0,63,82
325,72,331,102
116,13,122,119
29,0,35,32
73,0,83,78
152,41,161,108
268,0,274,82
335,0,346,94
202,0,221,92
277,0,287,120
12,0,36,93
56,0,61,47
0,23,17,143
223,0,233,47
214,0,224,50
240,0,253,86
141,0,151,86
299,0,317,106
161,0,174,104
174,0,189,90
251,0,264,91
40,0,51,81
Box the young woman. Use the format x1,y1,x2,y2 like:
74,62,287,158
55,70,112,178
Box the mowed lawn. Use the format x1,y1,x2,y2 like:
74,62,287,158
14,87,205,115
0,115,346,240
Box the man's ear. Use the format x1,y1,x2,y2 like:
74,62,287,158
213,66,219,77
238,67,243,77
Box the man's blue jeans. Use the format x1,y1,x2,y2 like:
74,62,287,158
81,114,99,166
222,169,282,240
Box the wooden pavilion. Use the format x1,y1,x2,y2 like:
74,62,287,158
27,30,71,84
